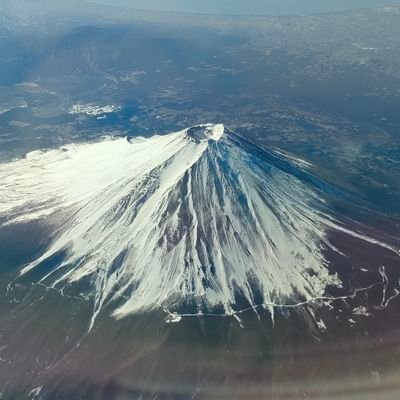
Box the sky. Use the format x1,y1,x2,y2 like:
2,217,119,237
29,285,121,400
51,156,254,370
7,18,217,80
90,0,400,15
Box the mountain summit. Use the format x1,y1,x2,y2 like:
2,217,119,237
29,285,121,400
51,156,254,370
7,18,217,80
186,123,225,142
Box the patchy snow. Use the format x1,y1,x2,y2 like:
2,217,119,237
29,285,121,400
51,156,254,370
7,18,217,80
28,387,42,399
69,103,121,117
353,306,371,317
166,312,182,324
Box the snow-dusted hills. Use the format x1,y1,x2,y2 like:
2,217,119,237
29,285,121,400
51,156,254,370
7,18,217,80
1,124,397,328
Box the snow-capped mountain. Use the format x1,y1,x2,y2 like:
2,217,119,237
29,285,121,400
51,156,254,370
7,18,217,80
0,124,397,328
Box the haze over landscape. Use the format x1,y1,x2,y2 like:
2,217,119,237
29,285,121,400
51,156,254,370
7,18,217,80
0,1,400,399
91,0,400,15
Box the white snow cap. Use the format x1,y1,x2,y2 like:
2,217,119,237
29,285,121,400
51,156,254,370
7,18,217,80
1,124,397,329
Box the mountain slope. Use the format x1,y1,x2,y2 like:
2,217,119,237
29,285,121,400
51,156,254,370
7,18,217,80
0,124,398,328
